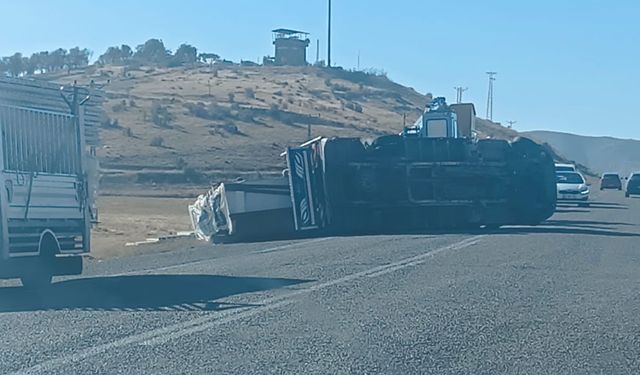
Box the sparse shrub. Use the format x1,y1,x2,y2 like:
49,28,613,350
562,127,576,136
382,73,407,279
222,121,240,134
122,127,133,137
150,136,164,147
183,102,209,118
345,101,363,113
244,87,256,99
111,101,127,112
228,93,235,102
129,99,137,107
184,101,233,122
150,101,172,127
273,90,283,96
176,157,187,169
101,117,121,128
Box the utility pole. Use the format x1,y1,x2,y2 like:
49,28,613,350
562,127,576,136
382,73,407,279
506,120,517,129
327,0,332,67
357,50,360,71
485,71,497,120
316,39,320,64
453,86,468,103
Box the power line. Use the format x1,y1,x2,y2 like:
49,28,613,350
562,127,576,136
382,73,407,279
486,71,497,120
453,86,468,103
327,0,332,67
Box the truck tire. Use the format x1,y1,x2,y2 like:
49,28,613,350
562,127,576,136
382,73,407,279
20,258,53,289
509,137,557,224
20,236,57,289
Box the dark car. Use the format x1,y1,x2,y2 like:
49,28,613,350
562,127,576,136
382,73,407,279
600,173,622,190
625,173,640,197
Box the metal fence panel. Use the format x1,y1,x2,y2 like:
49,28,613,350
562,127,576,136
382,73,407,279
0,104,80,175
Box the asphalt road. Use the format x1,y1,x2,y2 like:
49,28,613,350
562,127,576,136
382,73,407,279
1,190,640,374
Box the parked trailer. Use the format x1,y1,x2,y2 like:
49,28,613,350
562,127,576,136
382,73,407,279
0,79,99,287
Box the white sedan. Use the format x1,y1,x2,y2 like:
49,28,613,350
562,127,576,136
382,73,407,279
556,171,590,207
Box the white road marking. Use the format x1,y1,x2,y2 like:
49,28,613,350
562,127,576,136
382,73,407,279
251,237,332,254
12,235,484,375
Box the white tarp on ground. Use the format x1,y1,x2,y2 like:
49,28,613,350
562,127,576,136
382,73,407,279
188,184,232,241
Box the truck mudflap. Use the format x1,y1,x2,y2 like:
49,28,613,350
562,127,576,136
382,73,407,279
286,145,327,231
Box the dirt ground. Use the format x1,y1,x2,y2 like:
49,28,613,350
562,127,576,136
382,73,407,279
91,196,195,258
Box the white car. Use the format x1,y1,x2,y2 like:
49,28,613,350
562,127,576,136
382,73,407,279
556,171,590,206
555,163,576,173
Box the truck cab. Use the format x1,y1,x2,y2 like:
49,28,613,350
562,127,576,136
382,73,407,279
403,97,475,139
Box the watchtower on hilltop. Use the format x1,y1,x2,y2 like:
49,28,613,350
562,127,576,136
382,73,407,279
272,29,310,66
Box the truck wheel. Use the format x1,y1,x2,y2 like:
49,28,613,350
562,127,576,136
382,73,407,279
20,270,53,289
510,137,557,224
20,257,53,289
21,238,57,289
626,192,630,198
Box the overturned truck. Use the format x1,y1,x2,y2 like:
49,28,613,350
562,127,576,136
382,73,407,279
190,98,556,242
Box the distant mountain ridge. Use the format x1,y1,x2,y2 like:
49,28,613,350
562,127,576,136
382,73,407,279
523,130,640,177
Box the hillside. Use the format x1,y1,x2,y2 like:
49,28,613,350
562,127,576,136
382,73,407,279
524,130,640,177
47,64,523,189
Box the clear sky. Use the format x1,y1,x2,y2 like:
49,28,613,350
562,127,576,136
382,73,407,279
1,0,638,139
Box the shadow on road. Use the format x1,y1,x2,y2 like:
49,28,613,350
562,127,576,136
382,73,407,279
494,226,640,237
0,274,308,313
554,208,589,213
556,202,628,210
545,219,634,227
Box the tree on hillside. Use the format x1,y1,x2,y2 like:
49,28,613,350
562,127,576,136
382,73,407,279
49,48,67,72
0,58,7,76
98,47,121,65
121,44,133,61
134,38,170,65
98,44,133,65
173,44,198,65
29,51,50,74
7,53,24,77
66,47,91,72
198,53,220,66
22,55,36,75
